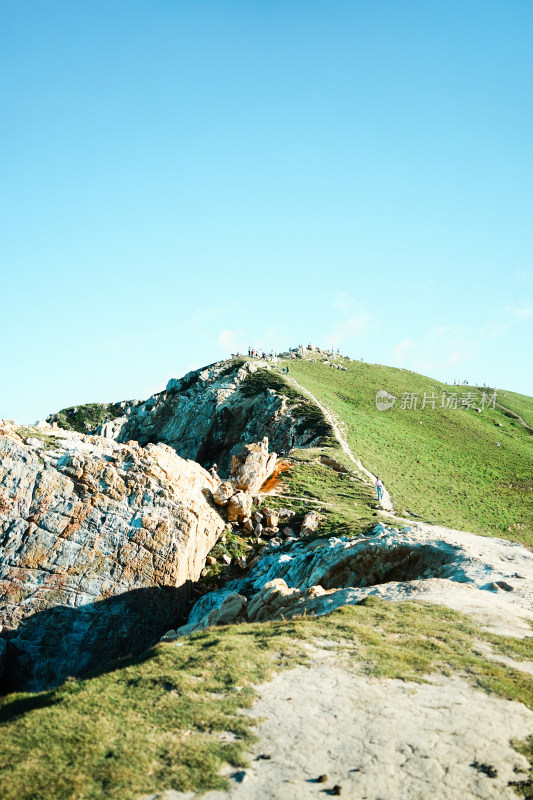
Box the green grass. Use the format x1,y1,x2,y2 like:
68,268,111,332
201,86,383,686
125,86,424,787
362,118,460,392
240,367,336,445
15,427,65,451
283,358,533,547
263,446,384,539
1,598,532,800
49,402,124,434
498,389,533,431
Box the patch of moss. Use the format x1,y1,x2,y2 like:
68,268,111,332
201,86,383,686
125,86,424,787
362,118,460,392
15,428,62,452
50,402,124,434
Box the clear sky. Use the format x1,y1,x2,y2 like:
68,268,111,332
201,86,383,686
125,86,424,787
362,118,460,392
2,1,532,423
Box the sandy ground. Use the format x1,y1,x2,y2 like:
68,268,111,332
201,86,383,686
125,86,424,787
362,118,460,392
140,656,533,800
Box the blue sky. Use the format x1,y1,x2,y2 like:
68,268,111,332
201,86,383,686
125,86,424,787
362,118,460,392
2,1,532,423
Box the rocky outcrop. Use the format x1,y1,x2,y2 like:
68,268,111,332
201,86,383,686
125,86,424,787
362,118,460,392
61,360,334,473
208,438,278,531
0,422,225,691
174,522,533,639
229,439,277,494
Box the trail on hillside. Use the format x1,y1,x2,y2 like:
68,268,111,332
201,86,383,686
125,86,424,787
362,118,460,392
285,375,395,513
496,402,533,435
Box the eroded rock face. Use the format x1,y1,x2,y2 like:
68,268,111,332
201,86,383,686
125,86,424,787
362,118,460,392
229,439,277,494
84,360,331,473
0,423,225,691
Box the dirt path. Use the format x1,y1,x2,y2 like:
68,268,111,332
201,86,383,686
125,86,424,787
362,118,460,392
496,402,533,435
285,376,395,513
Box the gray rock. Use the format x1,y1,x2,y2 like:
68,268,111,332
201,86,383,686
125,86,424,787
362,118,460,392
77,360,332,474
0,423,225,691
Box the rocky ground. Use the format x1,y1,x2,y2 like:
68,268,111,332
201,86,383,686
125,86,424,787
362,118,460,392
169,517,533,641
140,658,533,800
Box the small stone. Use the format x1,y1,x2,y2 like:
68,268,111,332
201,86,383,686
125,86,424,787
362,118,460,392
222,553,232,565
495,580,514,591
317,774,328,783
206,556,216,566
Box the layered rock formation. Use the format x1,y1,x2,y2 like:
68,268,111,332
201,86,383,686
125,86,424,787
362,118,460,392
0,422,225,690
48,360,333,474
170,522,533,639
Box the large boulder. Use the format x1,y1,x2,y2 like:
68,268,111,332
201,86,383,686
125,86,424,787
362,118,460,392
227,491,253,523
0,423,225,691
229,437,277,493
212,481,235,506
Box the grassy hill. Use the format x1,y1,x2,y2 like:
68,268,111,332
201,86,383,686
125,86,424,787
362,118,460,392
1,354,532,800
281,356,533,548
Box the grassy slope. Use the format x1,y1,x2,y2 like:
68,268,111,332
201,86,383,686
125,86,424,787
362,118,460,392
1,599,532,800
49,402,124,433
284,358,533,547
498,389,533,430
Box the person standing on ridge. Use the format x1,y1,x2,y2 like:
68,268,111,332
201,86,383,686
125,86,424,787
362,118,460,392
375,477,384,502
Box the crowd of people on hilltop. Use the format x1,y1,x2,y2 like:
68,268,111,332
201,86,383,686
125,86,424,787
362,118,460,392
247,347,273,359
229,348,274,359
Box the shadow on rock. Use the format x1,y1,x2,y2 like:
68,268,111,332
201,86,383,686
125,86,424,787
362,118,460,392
1,584,191,695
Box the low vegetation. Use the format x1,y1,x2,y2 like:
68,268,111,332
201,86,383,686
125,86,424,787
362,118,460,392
241,368,336,445
1,598,531,800
48,402,124,434
264,446,384,538
15,427,64,451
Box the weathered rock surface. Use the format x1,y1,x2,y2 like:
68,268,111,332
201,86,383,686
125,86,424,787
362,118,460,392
229,439,277,494
66,360,332,473
147,666,533,800
181,522,533,638
212,481,234,506
0,422,225,690
227,491,253,524
300,510,322,536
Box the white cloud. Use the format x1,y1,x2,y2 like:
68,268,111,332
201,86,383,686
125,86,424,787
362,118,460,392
392,327,474,373
324,311,373,349
217,329,247,354
391,303,532,379
392,338,415,366
331,291,355,313
484,304,532,339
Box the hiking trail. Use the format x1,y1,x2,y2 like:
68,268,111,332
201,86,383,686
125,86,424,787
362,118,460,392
285,375,395,514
